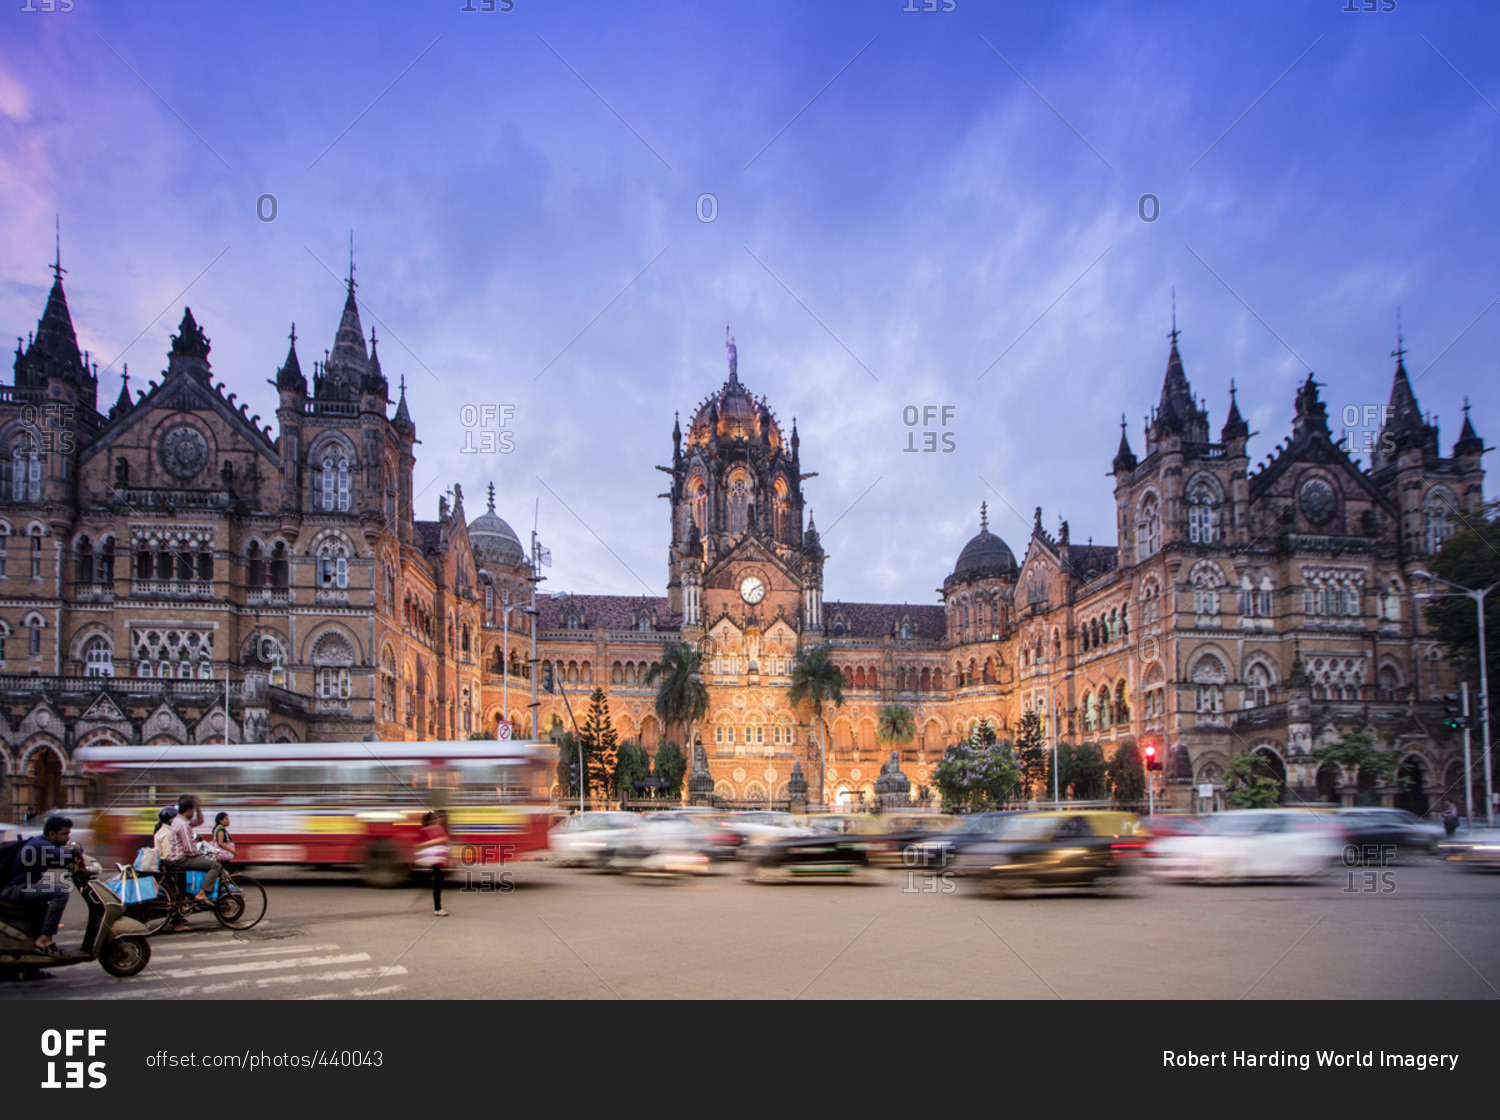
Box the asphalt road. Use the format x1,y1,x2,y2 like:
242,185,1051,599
6,855,1499,1000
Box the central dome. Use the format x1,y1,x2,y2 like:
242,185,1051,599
686,334,783,448
947,504,1018,585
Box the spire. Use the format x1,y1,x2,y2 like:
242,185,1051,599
1221,377,1249,441
19,241,85,388
392,373,414,433
487,481,496,514
276,322,305,394
1455,396,1484,456
52,215,64,284
1113,412,1138,473
980,502,989,532
726,324,738,384
1156,305,1196,434
113,367,132,414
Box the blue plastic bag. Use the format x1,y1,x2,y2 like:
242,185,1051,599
105,869,158,906
185,870,237,898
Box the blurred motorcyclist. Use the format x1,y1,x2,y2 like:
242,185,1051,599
0,815,77,953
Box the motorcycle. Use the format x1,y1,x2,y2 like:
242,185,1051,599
0,851,153,980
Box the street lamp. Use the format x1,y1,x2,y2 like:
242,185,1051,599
498,588,523,738
1412,569,1498,827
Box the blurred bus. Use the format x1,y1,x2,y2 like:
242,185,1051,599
77,739,559,886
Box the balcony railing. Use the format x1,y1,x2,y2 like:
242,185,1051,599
303,399,360,418
133,579,216,600
0,675,243,700
113,487,231,510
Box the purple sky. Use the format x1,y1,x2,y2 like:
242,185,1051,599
3,1,1497,606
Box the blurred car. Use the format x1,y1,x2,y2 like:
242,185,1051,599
952,810,1144,896
1437,826,1500,870
548,811,641,868
870,813,955,867
1137,815,1208,839
647,811,739,861
746,819,886,884
1337,808,1443,858
719,810,801,854
605,815,717,875
906,812,1023,870
1146,809,1343,882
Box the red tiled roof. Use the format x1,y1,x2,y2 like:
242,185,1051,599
822,601,946,641
537,593,682,633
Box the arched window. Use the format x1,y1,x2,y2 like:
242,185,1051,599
28,616,42,656
1099,685,1113,729
247,542,265,587
728,473,750,535
1191,654,1227,713
1083,691,1096,730
1244,663,1270,708
270,542,289,588
12,436,40,502
318,541,349,589
1114,680,1129,721
84,637,113,677
1191,564,1223,616
1187,480,1220,544
1139,493,1161,558
1424,489,1455,554
320,454,352,513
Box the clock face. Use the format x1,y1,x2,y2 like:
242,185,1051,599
739,575,766,604
1299,478,1337,527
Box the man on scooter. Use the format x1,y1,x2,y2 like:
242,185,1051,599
166,795,222,904
0,815,77,954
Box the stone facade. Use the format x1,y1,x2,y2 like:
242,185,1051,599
0,256,1483,816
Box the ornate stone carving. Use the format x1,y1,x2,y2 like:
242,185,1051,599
160,424,208,480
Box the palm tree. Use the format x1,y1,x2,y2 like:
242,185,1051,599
877,703,916,762
788,643,844,807
645,641,709,763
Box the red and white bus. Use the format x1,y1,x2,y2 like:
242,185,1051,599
78,740,559,886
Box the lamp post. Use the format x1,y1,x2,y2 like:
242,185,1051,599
499,589,522,738
1413,570,1497,827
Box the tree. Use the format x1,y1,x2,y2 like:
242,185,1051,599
876,704,916,758
1422,501,1500,698
578,687,619,800
652,740,687,800
1107,741,1146,804
788,643,845,807
613,739,653,802
1014,708,1048,798
646,642,710,755
1314,730,1406,806
1066,742,1108,800
933,736,1021,813
1223,751,1283,809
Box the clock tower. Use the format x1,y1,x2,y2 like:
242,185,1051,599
662,330,823,640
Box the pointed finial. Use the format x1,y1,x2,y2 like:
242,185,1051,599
347,230,356,293
51,215,64,282
1169,286,1178,345
1229,377,1237,401
488,481,496,513
1120,412,1127,433
1391,308,1407,364
289,322,297,345
980,502,988,532
1464,396,1471,417
399,372,407,395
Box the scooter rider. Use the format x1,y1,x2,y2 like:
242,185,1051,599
0,815,76,954
166,795,222,904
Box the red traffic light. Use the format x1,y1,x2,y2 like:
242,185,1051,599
1144,743,1162,771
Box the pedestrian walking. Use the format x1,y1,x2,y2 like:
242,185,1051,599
417,810,451,916
1442,799,1460,837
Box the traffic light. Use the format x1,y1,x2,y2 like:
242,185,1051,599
1443,694,1468,730
1144,744,1162,771
542,664,555,694
568,760,580,788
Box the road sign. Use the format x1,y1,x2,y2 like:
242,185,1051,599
497,721,512,740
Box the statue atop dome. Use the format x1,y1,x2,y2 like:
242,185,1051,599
726,324,737,381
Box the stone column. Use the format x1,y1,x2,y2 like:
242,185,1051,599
787,760,808,815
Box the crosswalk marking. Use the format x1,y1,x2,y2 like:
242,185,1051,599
9,934,407,1000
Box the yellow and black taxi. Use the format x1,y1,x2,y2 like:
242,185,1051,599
745,813,886,883
950,810,1144,896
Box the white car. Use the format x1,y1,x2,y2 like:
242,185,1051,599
548,811,641,868
1147,809,1343,882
